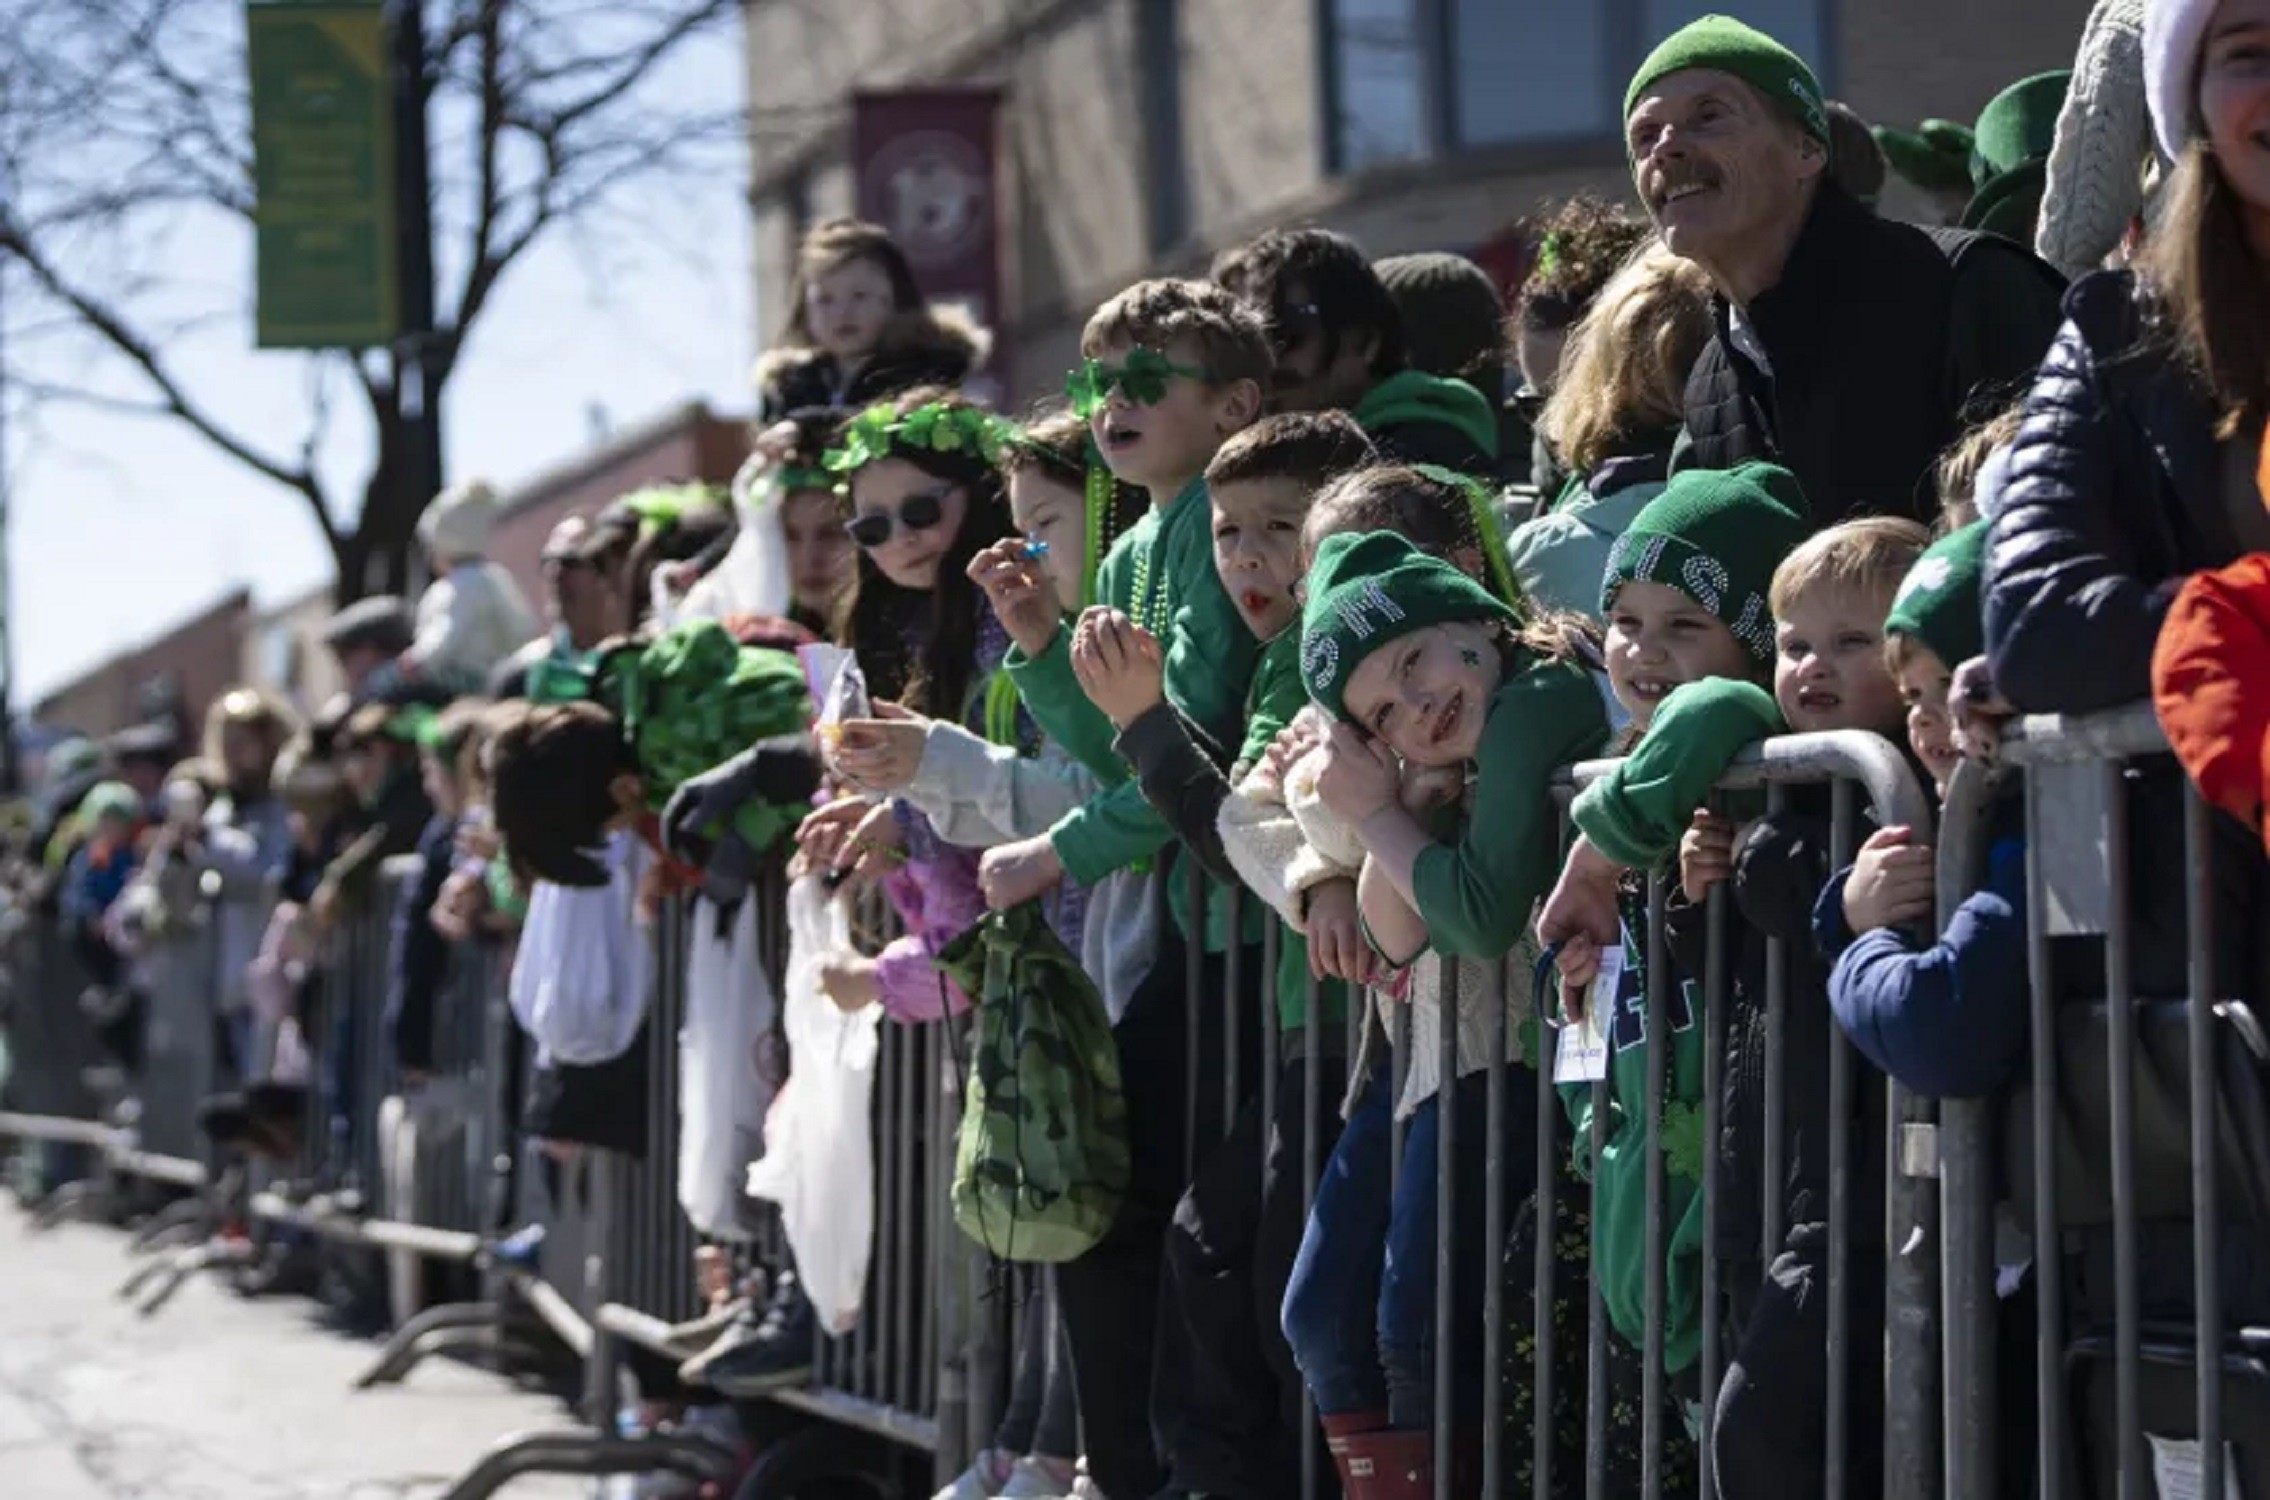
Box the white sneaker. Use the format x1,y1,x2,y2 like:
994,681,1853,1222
933,1450,1012,1500
997,1457,1077,1500
1067,1457,1104,1500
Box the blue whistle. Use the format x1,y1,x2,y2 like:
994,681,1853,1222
1021,538,1050,560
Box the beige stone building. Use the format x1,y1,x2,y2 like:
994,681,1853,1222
744,0,2096,401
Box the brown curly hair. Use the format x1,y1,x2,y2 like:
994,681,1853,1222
1514,195,1652,334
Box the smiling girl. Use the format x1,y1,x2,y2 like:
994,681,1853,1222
755,219,987,423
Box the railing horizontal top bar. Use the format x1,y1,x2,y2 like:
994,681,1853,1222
506,1269,595,1359
1565,728,1936,839
1999,703,2170,767
0,1113,128,1150
110,1150,208,1189
759,1385,941,1454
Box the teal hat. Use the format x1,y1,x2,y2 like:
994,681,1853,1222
1601,461,1812,663
1625,15,1830,148
79,781,141,825
1883,521,1987,671
1300,531,1515,721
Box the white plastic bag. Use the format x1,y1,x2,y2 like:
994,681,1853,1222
508,831,647,1065
679,893,778,1241
743,873,878,1334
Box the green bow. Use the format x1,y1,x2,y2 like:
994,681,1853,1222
1065,348,1211,418
619,482,726,538
824,400,1010,483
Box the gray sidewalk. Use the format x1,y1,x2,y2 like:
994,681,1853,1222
0,1200,588,1499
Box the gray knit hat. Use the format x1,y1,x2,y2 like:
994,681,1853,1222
2038,0,2151,280
1376,253,1507,387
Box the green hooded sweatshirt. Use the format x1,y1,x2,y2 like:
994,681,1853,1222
1353,370,1502,473
1562,900,1708,1375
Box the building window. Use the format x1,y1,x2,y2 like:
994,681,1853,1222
1326,0,1829,169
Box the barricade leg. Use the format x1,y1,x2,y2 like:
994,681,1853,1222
354,1299,507,1388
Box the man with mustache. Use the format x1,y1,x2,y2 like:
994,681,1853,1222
1212,228,1504,479
1627,15,2066,525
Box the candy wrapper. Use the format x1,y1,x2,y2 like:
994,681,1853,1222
797,643,872,755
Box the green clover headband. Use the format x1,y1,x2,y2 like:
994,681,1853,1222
772,464,836,497
823,400,1010,487
1064,347,1211,419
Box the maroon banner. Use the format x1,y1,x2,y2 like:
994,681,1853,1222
851,87,1009,396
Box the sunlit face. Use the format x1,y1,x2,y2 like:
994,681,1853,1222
220,722,275,786
1627,70,1823,269
1340,619,1504,768
2200,0,2270,230
1516,322,1569,397
1089,335,1258,494
1211,477,1310,641
1773,584,1904,735
805,255,897,362
780,488,855,620
847,457,968,591
1604,579,1753,730
1007,469,1088,615
1894,642,1959,795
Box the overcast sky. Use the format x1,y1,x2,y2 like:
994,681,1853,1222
8,21,754,707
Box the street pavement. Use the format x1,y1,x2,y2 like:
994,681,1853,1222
0,1200,588,1499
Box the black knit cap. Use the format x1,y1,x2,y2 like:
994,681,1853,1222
1375,253,1507,387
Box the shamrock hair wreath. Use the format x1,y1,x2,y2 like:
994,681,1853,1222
823,399,1010,488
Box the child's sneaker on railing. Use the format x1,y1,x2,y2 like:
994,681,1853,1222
933,1449,1015,1500
489,1222,546,1273
691,1271,814,1395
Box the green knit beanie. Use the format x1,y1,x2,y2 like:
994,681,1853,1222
1301,531,1514,721
1883,520,1987,672
1625,14,1830,148
1600,461,1812,664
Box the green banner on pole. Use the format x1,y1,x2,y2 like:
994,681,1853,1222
247,0,396,348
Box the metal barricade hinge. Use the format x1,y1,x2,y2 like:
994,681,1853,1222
1899,1122,1939,1179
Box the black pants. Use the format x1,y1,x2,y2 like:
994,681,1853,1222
1056,933,1262,1500
1711,1224,1886,1499
1154,1049,1348,1500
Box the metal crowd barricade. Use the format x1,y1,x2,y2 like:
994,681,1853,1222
0,904,121,1176
1934,702,2269,1500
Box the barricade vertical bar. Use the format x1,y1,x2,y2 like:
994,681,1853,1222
1185,857,1203,1181
2025,780,2064,1499
1480,957,1507,1500
862,1028,889,1400
896,1018,920,1412
1824,780,1857,1500
1761,782,1787,1264
1390,999,1409,1196
1697,875,1729,1499
1936,761,2002,1499
1261,921,1280,1199
1640,869,1667,1500
1432,957,1458,1500
2101,758,2143,1498
1302,966,1323,1500
1224,886,1243,1134
2186,784,2225,1500
1532,950,1558,1500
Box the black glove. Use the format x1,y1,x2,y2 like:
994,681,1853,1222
661,735,821,865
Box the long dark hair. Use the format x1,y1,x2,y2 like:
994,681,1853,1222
2142,142,2270,439
833,387,1014,719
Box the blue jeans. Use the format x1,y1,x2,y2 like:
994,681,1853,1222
1280,1062,1536,1431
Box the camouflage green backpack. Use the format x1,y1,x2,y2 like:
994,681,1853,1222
936,904,1128,1262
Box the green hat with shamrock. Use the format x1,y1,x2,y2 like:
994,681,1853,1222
1624,14,1830,149
1300,530,1514,721
1600,461,1812,664
1883,520,1987,671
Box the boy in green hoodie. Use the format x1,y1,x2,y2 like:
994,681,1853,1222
965,277,1277,1500
1211,228,1502,477
1535,462,1810,1441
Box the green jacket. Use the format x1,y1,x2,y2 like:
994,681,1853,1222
1570,679,1783,869
1354,370,1502,475
1563,898,1708,1374
1007,477,1260,948
1412,654,1609,958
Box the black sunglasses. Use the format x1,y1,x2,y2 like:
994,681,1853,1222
1268,300,1323,355
845,487,950,549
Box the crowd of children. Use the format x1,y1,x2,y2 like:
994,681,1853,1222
24,4,2270,1497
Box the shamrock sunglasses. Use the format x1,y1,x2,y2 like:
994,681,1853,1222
1064,347,1212,418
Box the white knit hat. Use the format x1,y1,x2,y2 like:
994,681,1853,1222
2039,0,2152,279
416,478,500,560
2144,0,2216,161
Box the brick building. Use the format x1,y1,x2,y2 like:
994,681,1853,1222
743,0,2094,400
34,590,252,748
